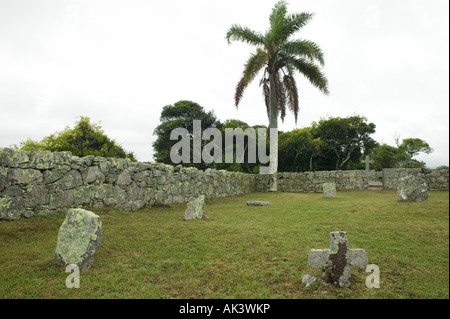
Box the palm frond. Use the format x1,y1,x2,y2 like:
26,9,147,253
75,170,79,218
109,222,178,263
235,77,247,108
274,72,286,121
283,73,299,123
281,39,325,66
226,24,265,47
288,57,329,95
267,1,290,45
283,12,314,39
268,3,313,44
243,48,268,83
227,0,329,128
235,49,268,107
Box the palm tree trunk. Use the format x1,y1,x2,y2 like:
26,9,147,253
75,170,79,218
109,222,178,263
268,74,278,191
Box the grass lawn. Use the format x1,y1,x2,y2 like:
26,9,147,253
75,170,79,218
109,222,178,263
0,190,448,299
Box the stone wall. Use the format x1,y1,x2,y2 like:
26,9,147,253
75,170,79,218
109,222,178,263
1,147,448,221
0,148,257,221
276,168,448,192
382,168,449,190
276,170,383,193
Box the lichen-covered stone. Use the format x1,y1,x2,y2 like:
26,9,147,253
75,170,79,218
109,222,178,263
184,195,209,220
322,182,336,199
108,157,129,172
59,170,83,190
246,201,271,206
49,190,75,210
0,196,26,220
25,184,46,208
29,150,55,169
2,185,23,197
10,168,43,185
0,148,29,168
54,152,72,166
302,274,329,287
397,175,428,202
73,186,93,206
91,184,113,201
307,231,368,288
116,169,132,186
0,166,8,190
84,166,105,184
55,208,102,270
42,168,70,184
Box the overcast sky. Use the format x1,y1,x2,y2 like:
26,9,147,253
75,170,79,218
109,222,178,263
0,0,448,168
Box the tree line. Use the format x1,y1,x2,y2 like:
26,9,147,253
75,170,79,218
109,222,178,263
152,100,433,173
14,103,434,174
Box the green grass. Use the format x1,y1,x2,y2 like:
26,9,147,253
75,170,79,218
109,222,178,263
0,190,448,299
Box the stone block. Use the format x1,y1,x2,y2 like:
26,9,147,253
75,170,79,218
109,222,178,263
322,182,336,199
55,208,102,270
397,175,428,202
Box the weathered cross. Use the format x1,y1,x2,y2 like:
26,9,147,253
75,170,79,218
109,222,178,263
361,155,374,172
307,231,368,287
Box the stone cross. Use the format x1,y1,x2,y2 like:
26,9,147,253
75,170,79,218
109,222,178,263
361,155,374,172
308,231,368,287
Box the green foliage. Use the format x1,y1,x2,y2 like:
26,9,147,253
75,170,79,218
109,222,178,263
399,138,433,167
372,144,404,170
226,0,328,127
372,138,433,169
153,103,268,174
151,100,431,173
311,116,377,171
18,117,136,161
215,119,267,174
278,128,323,172
277,115,378,172
152,100,220,170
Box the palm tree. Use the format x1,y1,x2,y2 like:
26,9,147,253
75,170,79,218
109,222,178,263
226,0,329,190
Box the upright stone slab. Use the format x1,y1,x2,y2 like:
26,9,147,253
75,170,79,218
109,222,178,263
397,175,428,202
322,183,336,199
55,208,102,270
184,195,209,220
307,231,368,287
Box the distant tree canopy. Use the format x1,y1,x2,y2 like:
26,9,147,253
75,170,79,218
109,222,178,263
152,100,221,170
372,138,433,169
278,128,320,172
152,101,270,173
18,116,136,161
153,101,435,172
214,119,267,174
278,115,377,172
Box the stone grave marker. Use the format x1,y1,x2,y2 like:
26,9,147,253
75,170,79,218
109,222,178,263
55,208,102,270
322,183,336,199
361,155,374,172
307,231,368,287
246,201,271,206
184,195,210,220
397,175,428,202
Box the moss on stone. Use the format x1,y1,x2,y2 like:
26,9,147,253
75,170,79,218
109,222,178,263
55,208,102,269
